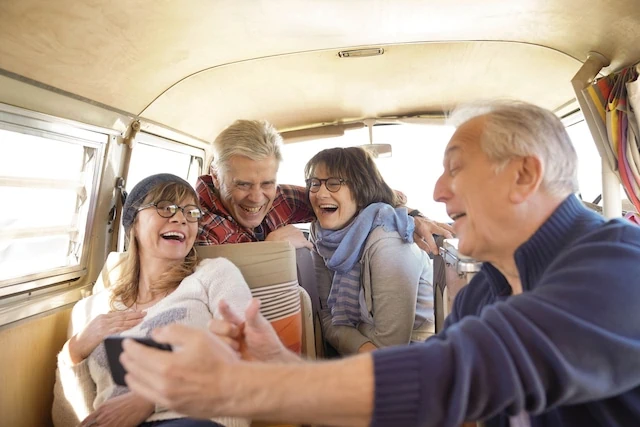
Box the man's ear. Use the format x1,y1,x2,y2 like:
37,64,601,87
509,156,543,203
211,171,221,189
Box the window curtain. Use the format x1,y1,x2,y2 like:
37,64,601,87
582,64,640,212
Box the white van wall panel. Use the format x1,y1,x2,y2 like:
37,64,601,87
141,42,582,142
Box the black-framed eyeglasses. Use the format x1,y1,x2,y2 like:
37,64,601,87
137,200,203,222
306,177,348,193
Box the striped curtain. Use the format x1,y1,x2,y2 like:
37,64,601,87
583,65,640,212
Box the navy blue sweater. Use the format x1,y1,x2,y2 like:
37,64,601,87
371,195,640,426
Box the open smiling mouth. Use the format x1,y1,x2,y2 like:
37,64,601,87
240,205,263,214
161,232,185,242
319,204,338,213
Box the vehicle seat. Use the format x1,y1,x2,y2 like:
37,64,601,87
294,247,325,358
199,242,315,358
94,241,316,359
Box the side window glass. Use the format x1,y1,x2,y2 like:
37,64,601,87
565,116,632,209
565,118,603,203
126,133,204,191
0,113,104,291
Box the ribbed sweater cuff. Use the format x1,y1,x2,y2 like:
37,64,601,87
371,346,425,427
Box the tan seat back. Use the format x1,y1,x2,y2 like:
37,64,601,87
95,241,315,358
199,242,314,358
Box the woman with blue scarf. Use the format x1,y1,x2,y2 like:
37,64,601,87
306,147,435,355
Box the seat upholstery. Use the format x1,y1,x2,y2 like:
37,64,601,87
94,241,315,358
294,247,324,358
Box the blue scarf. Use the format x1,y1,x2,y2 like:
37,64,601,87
314,203,414,326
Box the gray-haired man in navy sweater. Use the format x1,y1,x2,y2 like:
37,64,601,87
121,101,640,427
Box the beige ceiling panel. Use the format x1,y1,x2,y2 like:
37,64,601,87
1,0,639,114
141,42,582,142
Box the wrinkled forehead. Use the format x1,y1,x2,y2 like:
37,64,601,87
142,183,198,206
225,155,278,182
443,117,486,160
143,193,198,206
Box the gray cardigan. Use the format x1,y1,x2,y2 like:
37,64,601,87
311,225,435,355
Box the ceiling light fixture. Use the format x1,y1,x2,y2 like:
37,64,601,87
338,48,384,58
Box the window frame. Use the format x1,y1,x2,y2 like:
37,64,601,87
0,104,108,297
135,132,206,160
126,131,206,188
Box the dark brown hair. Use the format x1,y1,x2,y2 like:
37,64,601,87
304,147,400,210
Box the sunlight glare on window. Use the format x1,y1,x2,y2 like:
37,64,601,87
279,123,454,223
0,127,99,283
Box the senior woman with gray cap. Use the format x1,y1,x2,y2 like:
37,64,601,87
52,173,251,427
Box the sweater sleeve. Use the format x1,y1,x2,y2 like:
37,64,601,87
51,297,100,426
357,234,423,348
371,235,640,427
312,247,372,355
52,355,96,426
200,258,253,320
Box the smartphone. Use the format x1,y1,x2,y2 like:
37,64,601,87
104,336,172,386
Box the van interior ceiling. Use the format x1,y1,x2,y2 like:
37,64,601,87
1,1,640,426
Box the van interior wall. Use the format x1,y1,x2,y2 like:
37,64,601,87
0,77,209,426
0,83,132,426
0,306,72,427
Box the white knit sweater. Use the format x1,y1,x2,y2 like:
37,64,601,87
52,258,252,427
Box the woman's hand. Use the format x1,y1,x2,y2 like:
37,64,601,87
210,298,296,363
412,215,454,255
68,311,147,364
80,392,154,427
265,224,313,249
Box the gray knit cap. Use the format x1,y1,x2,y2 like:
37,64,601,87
122,173,193,233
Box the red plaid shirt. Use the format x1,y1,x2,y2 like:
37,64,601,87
195,174,315,245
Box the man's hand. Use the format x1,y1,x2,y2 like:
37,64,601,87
412,216,454,255
123,324,376,426
79,392,154,427
265,224,313,249
210,299,297,363
121,324,239,419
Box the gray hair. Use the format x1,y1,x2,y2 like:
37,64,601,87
448,101,579,196
211,119,284,178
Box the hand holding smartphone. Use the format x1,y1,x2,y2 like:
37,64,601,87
104,336,172,386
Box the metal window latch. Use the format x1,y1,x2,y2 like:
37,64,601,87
439,239,483,277
115,177,127,205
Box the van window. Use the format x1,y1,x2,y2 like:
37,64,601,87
565,117,633,209
126,133,205,191
282,118,630,223
0,111,105,293
565,119,603,203
279,123,455,223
